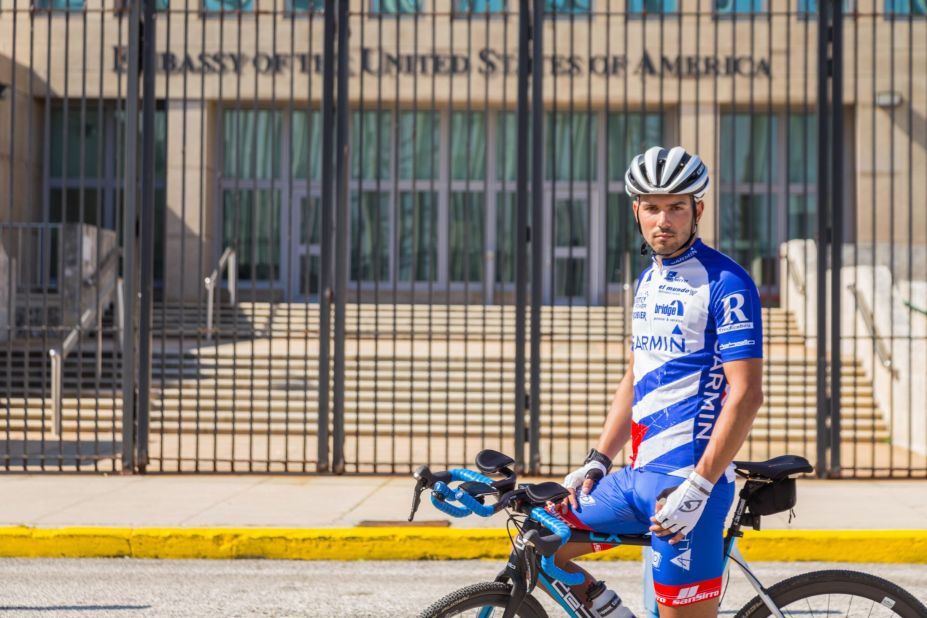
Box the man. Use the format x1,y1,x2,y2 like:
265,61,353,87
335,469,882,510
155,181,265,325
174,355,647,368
547,146,765,617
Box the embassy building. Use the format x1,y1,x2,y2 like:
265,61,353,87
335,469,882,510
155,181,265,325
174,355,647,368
0,0,925,307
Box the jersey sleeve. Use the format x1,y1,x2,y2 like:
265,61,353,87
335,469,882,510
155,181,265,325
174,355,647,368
710,269,764,362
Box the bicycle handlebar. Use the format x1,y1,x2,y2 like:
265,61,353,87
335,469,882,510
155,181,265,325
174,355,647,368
415,464,581,586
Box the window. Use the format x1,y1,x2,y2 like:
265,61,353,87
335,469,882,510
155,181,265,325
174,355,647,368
715,0,765,14
885,0,927,16
32,0,84,10
545,112,597,182
545,0,590,14
48,105,167,281
370,0,422,14
288,0,323,12
719,112,817,297
797,0,852,16
628,0,678,13
605,113,663,285
203,0,253,12
454,0,505,14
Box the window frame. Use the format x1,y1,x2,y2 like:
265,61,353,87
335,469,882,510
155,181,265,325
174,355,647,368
625,0,680,16
712,0,769,18
368,0,424,16
451,0,508,17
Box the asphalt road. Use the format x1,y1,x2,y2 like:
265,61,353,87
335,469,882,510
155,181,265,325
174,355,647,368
0,559,924,617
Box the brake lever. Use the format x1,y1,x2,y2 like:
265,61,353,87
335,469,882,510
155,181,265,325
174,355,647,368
408,477,427,522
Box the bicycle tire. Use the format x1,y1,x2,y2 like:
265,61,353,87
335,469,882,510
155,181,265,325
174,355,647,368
418,581,550,618
735,569,927,618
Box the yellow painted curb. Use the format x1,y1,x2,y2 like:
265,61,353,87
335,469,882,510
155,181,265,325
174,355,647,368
0,527,924,563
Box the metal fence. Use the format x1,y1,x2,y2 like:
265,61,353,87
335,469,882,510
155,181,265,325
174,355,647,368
0,0,924,477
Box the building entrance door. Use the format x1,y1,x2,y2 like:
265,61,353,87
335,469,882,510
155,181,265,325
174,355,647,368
290,190,322,302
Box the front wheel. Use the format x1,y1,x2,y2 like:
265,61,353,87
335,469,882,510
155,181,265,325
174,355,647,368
418,581,549,618
736,569,927,618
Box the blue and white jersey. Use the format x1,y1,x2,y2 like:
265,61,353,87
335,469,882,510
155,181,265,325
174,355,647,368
629,239,763,478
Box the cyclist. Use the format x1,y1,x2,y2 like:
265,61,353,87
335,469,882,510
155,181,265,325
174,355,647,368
546,146,765,617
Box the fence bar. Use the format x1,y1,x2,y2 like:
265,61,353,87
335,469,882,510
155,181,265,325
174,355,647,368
121,0,142,474
829,0,844,476
528,0,544,476
331,0,350,475
136,0,158,472
815,0,831,478
316,0,336,473
513,0,530,475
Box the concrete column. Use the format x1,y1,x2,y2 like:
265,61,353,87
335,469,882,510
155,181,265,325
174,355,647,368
162,99,217,303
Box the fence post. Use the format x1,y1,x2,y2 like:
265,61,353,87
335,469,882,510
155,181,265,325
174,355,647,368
136,0,158,473
317,0,336,473
528,0,545,476
331,0,349,475
514,0,530,474
829,0,844,476
121,0,142,474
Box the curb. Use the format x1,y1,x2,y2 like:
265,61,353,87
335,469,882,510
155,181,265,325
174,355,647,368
0,527,925,563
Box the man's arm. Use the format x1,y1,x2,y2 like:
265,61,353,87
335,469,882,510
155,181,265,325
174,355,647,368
694,357,764,484
594,351,635,461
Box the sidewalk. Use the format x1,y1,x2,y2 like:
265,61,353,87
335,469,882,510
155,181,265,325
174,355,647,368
2,475,925,562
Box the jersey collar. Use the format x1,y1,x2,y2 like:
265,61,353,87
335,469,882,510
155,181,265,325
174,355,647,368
655,238,704,268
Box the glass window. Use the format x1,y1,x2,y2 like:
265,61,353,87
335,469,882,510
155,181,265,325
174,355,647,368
718,193,776,279
495,111,531,182
350,192,390,282
222,190,281,281
715,0,765,14
885,0,927,15
222,110,282,179
628,0,679,12
607,113,663,182
351,111,391,181
50,109,102,178
204,0,253,10
371,0,422,14
606,193,640,285
797,0,852,14
545,0,590,13
33,0,84,10
455,0,506,13
449,192,484,283
398,192,438,282
288,0,323,11
291,111,323,180
545,112,597,182
450,112,486,181
787,114,817,184
719,113,777,184
398,111,439,180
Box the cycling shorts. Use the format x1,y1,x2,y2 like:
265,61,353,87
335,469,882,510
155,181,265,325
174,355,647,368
553,465,734,607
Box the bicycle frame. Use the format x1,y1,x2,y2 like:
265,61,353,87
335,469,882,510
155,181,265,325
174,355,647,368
489,484,787,618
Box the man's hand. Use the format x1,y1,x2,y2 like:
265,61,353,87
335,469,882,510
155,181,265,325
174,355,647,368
649,471,713,545
559,448,612,510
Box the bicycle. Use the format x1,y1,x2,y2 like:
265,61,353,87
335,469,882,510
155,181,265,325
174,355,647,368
407,449,927,618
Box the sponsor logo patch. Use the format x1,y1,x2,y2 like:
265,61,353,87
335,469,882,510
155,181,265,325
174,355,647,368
719,338,755,350
670,549,692,571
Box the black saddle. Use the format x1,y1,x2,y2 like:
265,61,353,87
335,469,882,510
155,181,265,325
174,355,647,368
525,481,570,505
733,455,813,481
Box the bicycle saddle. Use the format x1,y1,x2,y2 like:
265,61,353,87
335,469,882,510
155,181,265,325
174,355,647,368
733,455,813,481
524,481,570,504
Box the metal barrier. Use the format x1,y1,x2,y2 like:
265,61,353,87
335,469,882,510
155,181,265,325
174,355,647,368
1,0,925,477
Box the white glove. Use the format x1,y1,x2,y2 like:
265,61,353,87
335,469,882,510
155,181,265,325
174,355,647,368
563,449,612,493
653,471,714,537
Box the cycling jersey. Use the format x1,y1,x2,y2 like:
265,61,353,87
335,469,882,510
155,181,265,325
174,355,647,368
630,239,763,478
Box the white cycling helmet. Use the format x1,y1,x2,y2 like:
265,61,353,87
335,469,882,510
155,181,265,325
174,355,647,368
624,145,710,200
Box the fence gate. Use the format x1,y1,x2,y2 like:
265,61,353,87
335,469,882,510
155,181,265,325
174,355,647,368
0,0,924,477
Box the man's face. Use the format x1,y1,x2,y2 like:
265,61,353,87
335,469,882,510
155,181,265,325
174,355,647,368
633,194,704,256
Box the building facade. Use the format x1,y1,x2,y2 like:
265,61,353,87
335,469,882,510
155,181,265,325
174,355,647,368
1,0,925,306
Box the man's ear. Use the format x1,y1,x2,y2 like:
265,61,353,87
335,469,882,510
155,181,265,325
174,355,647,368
694,200,705,224
632,199,640,224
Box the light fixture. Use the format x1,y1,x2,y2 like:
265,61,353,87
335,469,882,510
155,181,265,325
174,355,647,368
875,91,903,108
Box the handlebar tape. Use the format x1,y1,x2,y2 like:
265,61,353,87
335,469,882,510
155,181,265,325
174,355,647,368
449,468,496,486
430,482,471,518
530,507,585,586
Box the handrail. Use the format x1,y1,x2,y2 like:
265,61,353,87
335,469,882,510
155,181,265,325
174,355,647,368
847,283,898,380
788,262,806,295
204,245,237,340
904,299,927,317
48,259,123,436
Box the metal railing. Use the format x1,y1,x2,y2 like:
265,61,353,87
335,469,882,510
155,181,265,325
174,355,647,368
204,246,237,341
48,247,123,435
847,283,898,380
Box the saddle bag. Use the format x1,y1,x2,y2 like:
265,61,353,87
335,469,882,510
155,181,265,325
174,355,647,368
745,477,797,516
